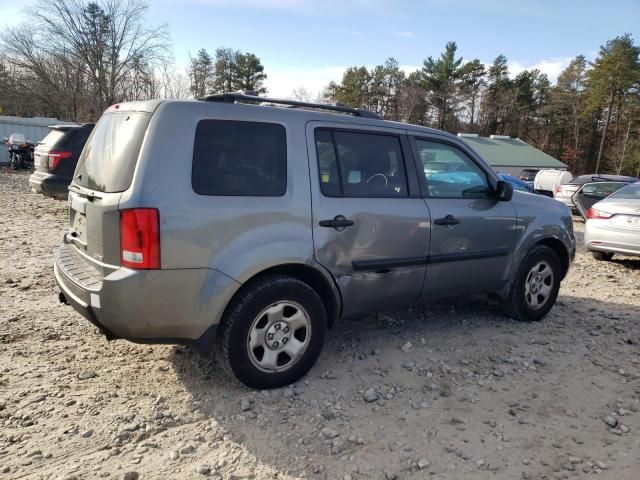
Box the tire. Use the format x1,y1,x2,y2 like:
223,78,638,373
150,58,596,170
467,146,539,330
215,275,327,389
9,154,18,170
505,245,561,322
592,251,614,261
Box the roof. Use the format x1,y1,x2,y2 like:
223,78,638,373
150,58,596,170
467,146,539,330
459,136,567,169
110,98,457,140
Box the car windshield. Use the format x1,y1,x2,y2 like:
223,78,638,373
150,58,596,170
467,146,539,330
608,183,640,200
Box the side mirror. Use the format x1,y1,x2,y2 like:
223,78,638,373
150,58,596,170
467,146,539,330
496,180,513,201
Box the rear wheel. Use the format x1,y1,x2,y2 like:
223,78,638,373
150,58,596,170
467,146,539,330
592,251,614,261
505,245,561,322
215,275,327,389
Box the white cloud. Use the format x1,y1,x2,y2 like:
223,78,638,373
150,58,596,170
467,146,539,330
265,66,348,99
507,57,573,83
265,64,426,99
394,31,417,39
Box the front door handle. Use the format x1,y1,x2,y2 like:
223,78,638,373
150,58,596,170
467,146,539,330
319,215,354,230
434,214,460,226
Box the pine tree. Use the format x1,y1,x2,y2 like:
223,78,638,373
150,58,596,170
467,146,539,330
232,53,267,94
420,41,464,130
586,35,640,173
189,49,214,98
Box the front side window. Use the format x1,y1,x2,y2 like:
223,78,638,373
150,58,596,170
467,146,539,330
192,120,287,196
314,129,408,198
415,139,491,198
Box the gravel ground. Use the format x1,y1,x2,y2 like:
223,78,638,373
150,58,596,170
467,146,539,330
1,167,639,480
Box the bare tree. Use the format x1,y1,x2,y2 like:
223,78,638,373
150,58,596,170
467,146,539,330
2,0,169,119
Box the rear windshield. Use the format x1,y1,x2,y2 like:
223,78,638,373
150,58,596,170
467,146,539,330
39,130,66,147
74,112,150,192
609,183,640,199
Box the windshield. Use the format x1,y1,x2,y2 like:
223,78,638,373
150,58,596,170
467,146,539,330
609,183,640,200
74,112,150,192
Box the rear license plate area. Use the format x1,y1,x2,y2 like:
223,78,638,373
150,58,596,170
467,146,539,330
69,194,88,244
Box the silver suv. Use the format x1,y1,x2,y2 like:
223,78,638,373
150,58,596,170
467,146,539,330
54,93,575,389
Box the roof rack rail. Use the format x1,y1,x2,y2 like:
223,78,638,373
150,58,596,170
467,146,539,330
200,92,381,119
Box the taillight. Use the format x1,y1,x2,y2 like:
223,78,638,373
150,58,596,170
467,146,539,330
586,208,613,220
555,186,562,193
120,209,160,269
48,150,73,169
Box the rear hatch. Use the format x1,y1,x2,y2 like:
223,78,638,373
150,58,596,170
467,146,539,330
67,111,151,274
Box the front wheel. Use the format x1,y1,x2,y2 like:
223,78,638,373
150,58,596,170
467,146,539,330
592,251,614,261
505,245,561,322
215,275,327,389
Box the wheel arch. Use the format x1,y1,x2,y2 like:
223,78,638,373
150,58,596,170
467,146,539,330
535,237,570,279
222,263,341,329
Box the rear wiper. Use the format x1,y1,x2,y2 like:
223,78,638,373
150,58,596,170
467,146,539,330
68,183,102,201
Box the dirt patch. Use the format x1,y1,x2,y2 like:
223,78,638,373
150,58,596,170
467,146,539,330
1,169,639,479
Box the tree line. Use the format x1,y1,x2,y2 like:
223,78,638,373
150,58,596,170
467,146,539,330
324,37,640,176
0,0,266,121
1,0,638,175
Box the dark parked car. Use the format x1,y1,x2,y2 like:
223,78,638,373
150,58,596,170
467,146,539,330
29,123,94,199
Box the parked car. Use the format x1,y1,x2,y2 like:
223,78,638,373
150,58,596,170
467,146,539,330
29,123,94,199
54,94,576,389
581,182,640,261
554,174,638,211
534,169,573,197
518,168,539,185
571,180,634,220
499,174,535,193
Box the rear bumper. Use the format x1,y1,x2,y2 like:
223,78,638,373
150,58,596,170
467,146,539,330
54,243,240,343
584,221,640,257
29,172,69,199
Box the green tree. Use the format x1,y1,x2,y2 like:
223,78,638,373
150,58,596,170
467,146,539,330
213,47,240,93
420,41,464,130
586,34,640,172
327,66,371,108
459,59,486,130
189,48,214,98
232,52,267,93
481,54,511,135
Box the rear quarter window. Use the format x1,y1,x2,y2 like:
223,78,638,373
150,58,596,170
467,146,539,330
192,120,287,196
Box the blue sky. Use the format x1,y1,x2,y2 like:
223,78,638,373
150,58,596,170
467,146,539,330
1,0,639,96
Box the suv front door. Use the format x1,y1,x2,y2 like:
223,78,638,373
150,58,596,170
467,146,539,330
307,123,429,317
409,136,517,300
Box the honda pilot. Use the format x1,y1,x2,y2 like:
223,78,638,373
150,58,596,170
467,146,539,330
54,94,576,389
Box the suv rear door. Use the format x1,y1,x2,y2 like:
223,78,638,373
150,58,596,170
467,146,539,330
307,122,429,317
67,111,151,271
409,135,517,300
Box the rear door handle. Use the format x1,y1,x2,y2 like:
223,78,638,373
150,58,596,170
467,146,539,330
434,215,460,226
319,215,354,230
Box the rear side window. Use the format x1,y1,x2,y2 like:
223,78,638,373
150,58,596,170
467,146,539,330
192,120,287,196
314,129,408,198
75,113,150,192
